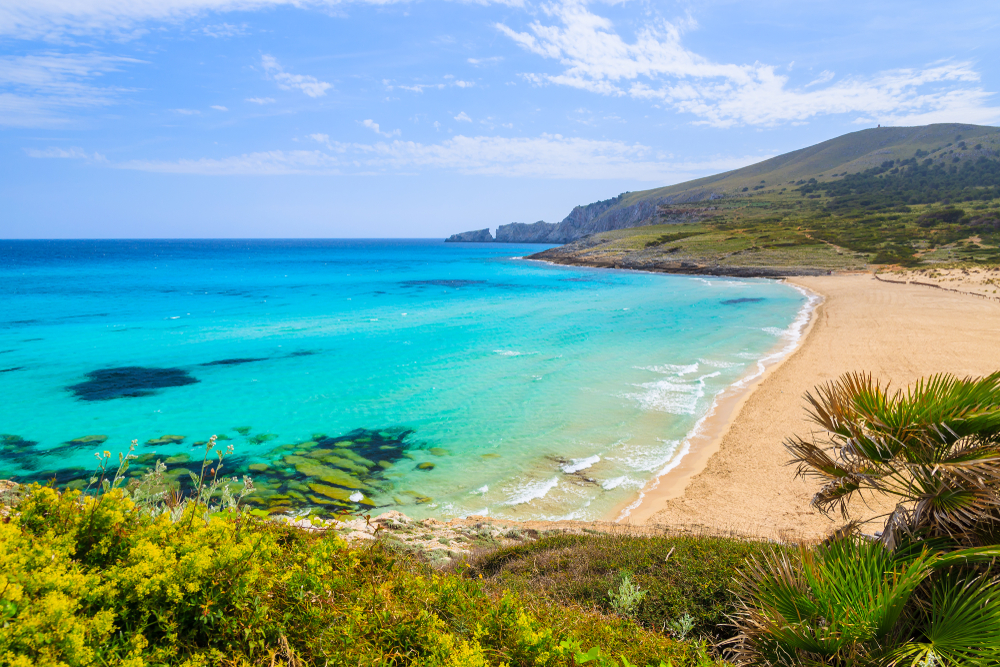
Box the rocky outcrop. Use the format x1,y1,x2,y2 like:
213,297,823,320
495,221,556,243
448,191,723,244
445,229,494,242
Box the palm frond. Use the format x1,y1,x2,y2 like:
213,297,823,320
791,371,1000,541
889,570,1000,666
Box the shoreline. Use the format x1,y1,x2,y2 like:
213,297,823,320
519,252,830,527
609,279,825,524
526,248,835,279
632,272,1000,539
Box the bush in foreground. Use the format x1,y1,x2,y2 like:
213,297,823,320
733,371,1000,666
469,532,784,643
0,484,723,667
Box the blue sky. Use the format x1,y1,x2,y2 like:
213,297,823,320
2,0,999,238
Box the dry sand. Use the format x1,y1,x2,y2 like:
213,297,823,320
624,273,1000,541
878,266,1000,301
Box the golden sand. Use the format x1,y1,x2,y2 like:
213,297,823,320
622,273,1000,540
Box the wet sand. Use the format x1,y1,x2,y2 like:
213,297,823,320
623,273,1000,540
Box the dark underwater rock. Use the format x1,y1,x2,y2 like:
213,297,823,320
721,297,765,305
200,358,268,366
145,434,186,446
1,426,417,519
400,280,486,289
65,435,109,446
68,367,198,401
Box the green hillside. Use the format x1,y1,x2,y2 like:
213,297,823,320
620,123,1000,206
531,124,1000,274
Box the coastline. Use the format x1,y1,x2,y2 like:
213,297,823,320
628,273,1000,539
611,279,825,525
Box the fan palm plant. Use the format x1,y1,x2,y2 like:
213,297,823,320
784,371,1000,547
730,372,1000,666
729,538,1000,666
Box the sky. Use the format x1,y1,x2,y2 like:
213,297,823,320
2,0,999,238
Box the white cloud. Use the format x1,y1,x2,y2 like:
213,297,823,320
805,70,834,88
396,77,477,93
174,108,200,114
24,146,106,161
210,104,228,111
245,96,275,104
454,111,472,122
361,118,400,137
399,83,446,93
112,133,761,180
468,56,503,66
0,51,142,127
119,149,342,175
261,54,331,98
0,0,523,41
197,22,248,38
497,1,1000,127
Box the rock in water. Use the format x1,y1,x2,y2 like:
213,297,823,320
67,367,198,401
65,435,109,446
445,229,494,242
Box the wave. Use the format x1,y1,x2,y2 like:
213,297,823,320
639,362,700,376
601,475,643,490
626,371,721,415
730,284,821,393
616,283,821,522
698,358,741,369
561,454,600,473
504,476,559,505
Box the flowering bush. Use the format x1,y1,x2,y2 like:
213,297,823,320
1,484,720,666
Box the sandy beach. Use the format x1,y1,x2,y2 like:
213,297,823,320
623,273,1000,540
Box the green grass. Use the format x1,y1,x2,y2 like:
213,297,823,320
468,532,788,644
542,182,1000,272
532,124,1000,273
614,123,1000,206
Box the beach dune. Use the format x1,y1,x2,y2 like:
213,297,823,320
627,273,1000,540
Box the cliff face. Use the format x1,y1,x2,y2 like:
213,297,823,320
445,229,494,243
449,190,722,243
495,221,555,242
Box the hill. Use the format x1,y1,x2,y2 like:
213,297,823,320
447,123,1000,245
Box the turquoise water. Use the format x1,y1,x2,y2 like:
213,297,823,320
0,240,810,521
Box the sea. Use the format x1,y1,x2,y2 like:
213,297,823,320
0,239,815,521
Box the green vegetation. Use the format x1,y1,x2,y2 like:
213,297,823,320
800,157,1000,211
732,371,1000,665
1,483,727,667
470,533,782,644
534,124,1000,272
540,168,1000,270
613,123,1000,208
0,456,725,667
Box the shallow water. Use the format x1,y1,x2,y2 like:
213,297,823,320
0,239,808,520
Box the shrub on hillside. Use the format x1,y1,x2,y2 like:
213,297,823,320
0,484,721,667
470,532,784,643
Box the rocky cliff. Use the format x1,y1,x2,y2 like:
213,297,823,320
445,228,494,243
494,221,555,242
448,190,722,243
